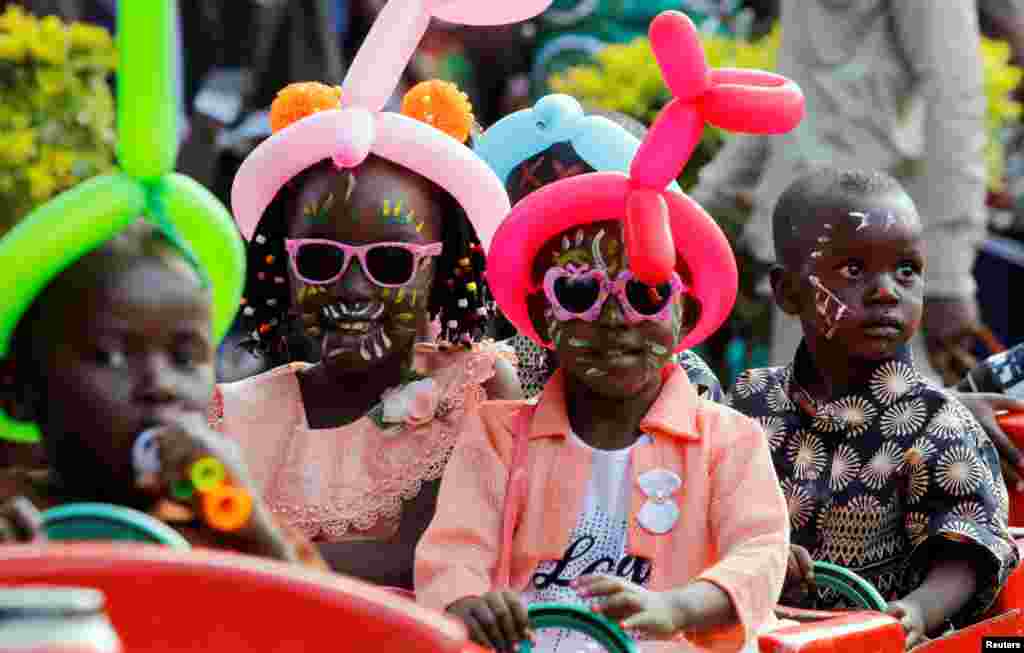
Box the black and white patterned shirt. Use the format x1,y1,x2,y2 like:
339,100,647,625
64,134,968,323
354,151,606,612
728,341,1019,625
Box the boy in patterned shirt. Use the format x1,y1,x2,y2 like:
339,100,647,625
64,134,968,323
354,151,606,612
729,167,1019,648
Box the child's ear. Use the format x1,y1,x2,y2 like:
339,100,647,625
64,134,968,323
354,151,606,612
0,357,38,424
770,264,802,316
526,291,553,347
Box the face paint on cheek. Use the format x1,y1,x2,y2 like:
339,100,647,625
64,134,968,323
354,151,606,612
646,343,669,371
547,314,563,347
670,301,684,341
297,284,327,304
808,275,850,339
585,368,608,377
568,337,592,348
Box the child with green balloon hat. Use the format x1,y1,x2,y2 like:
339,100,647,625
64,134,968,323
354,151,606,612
0,0,326,568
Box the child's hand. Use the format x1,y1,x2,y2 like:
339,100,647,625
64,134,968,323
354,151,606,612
886,600,928,650
138,413,251,502
0,497,45,543
446,591,533,652
135,414,296,560
574,575,682,639
781,544,816,605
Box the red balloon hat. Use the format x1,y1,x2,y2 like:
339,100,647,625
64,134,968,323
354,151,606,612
486,11,805,353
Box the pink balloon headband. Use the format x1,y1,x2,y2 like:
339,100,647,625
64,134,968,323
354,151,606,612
485,11,805,353
230,0,554,251
621,10,804,285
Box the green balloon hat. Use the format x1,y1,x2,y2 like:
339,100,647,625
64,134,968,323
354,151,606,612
0,1,247,443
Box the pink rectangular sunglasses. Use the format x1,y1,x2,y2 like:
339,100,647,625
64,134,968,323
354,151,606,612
284,239,443,287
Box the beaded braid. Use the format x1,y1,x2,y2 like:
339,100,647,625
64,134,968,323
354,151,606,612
428,190,494,347
235,172,297,364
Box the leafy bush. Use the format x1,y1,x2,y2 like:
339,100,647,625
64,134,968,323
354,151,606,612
0,6,117,233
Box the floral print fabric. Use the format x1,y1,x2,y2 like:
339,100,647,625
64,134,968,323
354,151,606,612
728,342,1019,625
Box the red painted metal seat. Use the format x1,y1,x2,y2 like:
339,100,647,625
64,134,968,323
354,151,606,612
761,540,1024,652
0,543,481,653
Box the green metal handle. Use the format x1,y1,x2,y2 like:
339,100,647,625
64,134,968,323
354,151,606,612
42,502,192,550
813,561,888,612
521,604,636,653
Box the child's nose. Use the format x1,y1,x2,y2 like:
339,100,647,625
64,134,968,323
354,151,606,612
137,355,179,405
865,274,900,304
335,257,375,303
598,294,627,327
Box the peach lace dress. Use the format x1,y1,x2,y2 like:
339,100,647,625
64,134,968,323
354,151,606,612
209,342,512,542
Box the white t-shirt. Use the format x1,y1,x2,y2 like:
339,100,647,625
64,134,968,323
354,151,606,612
521,432,653,653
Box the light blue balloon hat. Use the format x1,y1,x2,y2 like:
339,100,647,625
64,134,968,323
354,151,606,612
474,94,680,195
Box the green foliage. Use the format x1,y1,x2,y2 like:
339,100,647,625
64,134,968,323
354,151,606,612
0,6,117,233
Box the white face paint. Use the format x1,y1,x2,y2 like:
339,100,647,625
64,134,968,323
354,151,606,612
591,228,608,271
808,275,850,340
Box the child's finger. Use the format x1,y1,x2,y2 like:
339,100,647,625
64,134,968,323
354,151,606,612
463,615,494,651
793,546,815,586
619,611,660,634
2,496,45,542
490,592,525,651
574,575,626,598
593,592,644,620
506,592,534,644
473,601,509,652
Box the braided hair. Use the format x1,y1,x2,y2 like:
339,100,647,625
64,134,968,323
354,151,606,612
236,156,494,364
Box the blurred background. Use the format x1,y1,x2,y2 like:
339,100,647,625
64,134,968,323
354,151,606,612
0,0,1020,391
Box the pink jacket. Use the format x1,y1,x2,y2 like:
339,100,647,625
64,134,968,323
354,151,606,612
415,366,789,652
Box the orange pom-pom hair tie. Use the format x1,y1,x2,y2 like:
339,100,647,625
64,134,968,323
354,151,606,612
231,0,558,247
269,82,343,134
401,80,474,144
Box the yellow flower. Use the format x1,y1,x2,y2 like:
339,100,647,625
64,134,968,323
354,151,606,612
0,33,25,61
0,5,34,34
69,21,112,52
25,164,56,201
29,18,68,65
47,148,74,178
3,130,37,165
36,69,66,96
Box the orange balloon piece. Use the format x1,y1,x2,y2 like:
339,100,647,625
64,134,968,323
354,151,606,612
202,485,253,532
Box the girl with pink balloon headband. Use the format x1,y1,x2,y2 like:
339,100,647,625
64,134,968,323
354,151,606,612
214,0,549,584
415,10,803,653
